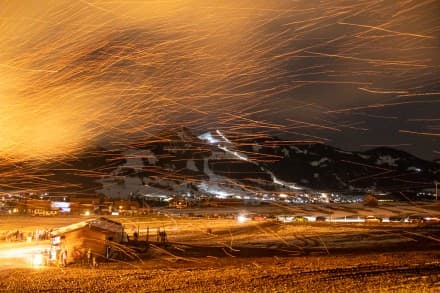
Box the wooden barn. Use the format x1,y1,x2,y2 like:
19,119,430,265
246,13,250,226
50,217,127,264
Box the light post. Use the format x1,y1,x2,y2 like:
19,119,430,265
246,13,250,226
435,180,439,201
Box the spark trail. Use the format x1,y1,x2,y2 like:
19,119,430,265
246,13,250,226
0,0,438,194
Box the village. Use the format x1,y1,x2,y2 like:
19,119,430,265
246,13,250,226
0,191,294,218
0,193,150,217
1,198,440,291
0,188,402,217
0,196,439,268
1,190,440,272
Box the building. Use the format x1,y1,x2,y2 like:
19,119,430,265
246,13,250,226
17,199,60,216
50,217,126,264
69,197,100,215
168,196,191,209
112,199,141,216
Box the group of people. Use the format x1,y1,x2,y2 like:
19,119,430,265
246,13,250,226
55,247,98,267
156,228,168,244
1,228,52,242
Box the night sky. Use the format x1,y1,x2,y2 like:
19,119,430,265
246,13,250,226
1,0,439,161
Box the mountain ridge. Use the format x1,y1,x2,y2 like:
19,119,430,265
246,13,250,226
1,127,438,199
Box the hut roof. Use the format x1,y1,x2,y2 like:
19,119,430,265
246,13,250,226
51,217,123,236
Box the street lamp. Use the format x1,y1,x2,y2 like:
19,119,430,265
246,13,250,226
435,180,439,201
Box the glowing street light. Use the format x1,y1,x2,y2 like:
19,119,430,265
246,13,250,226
237,214,248,223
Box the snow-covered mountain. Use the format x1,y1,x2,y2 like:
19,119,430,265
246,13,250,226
95,127,439,198
2,127,438,199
